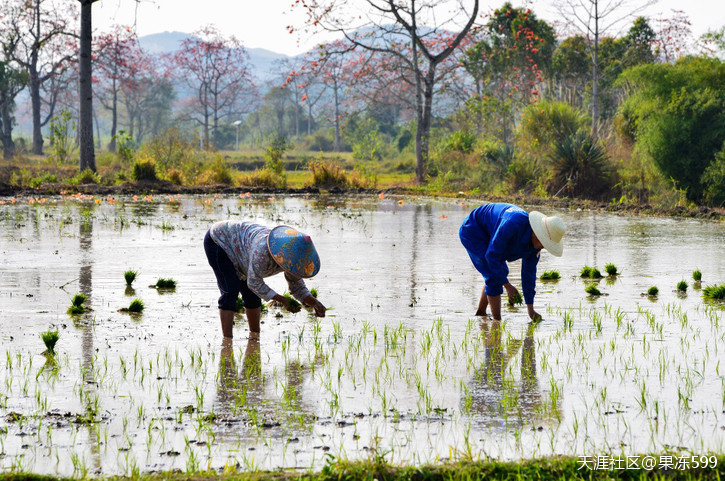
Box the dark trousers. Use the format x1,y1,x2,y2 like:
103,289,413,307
203,230,262,311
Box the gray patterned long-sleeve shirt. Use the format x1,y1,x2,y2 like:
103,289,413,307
209,221,312,302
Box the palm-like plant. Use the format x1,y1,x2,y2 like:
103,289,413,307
549,130,610,198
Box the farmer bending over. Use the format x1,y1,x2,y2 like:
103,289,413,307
204,221,326,338
459,203,565,322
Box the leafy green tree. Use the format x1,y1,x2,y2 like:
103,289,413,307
552,35,590,107
701,143,725,206
619,57,725,201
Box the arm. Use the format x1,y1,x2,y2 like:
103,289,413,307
521,252,541,321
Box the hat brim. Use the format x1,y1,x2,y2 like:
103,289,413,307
267,225,321,278
529,211,563,257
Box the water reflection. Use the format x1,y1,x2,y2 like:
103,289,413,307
467,320,556,428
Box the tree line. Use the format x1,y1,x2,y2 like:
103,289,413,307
1,0,724,205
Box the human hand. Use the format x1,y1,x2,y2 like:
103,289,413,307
504,284,521,305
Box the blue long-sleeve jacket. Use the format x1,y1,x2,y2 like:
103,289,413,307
459,203,540,304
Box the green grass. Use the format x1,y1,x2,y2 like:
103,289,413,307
702,283,725,300
580,266,602,279
540,270,560,280
677,280,688,292
647,286,659,296
507,292,523,306
604,262,618,276
154,278,177,289
585,284,602,296
124,270,138,285
693,269,702,282
40,330,59,355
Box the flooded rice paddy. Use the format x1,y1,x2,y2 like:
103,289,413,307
0,193,724,476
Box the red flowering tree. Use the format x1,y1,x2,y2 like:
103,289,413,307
171,26,255,149
294,0,479,183
95,26,142,152
652,10,692,63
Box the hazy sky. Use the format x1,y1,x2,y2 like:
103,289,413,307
93,0,724,55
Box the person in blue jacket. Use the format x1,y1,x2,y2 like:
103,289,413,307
459,203,565,322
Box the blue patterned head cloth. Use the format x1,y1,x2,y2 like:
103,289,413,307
267,226,321,278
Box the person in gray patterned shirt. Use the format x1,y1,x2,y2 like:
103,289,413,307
204,221,325,338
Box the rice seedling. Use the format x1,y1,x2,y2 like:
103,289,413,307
40,330,59,355
585,285,602,296
580,266,602,279
235,296,245,313
284,293,301,311
124,270,138,286
153,278,177,289
67,293,87,315
604,262,618,276
121,299,145,313
702,284,725,300
310,287,318,298
540,270,560,281
676,280,688,292
692,269,702,282
647,286,659,297
507,292,523,306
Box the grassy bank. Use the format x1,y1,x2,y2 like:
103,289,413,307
1,455,724,480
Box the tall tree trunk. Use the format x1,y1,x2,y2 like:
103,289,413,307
1,101,16,159
79,0,96,172
108,77,118,152
415,75,434,184
333,82,340,152
591,0,600,138
30,75,43,155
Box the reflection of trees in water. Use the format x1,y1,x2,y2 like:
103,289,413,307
465,320,559,429
213,337,317,444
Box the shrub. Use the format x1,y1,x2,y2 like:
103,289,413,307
441,130,476,154
114,130,135,164
199,155,233,185
139,127,198,171
265,135,288,174
701,143,725,206
309,159,348,188
239,168,287,188
48,110,76,164
647,286,659,296
29,173,59,188
132,157,157,181
166,168,185,185
549,130,611,199
517,100,589,164
302,131,334,152
73,168,99,185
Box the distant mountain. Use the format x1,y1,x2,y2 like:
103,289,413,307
138,31,289,82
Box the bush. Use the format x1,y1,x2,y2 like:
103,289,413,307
29,173,59,188
265,136,288,174
166,168,185,185
548,131,611,199
132,157,157,181
701,143,725,206
139,128,198,172
309,159,348,188
441,130,476,154
302,131,334,152
239,168,287,188
198,155,233,185
517,100,589,164
73,168,99,185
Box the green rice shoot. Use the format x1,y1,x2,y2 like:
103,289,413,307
580,266,602,279
692,269,702,282
124,270,138,285
127,299,144,313
284,292,301,311
310,287,318,298
67,293,87,314
540,270,560,280
647,286,659,296
40,330,60,355
154,278,177,289
677,280,688,292
585,284,602,296
702,283,725,300
604,262,618,276
507,292,523,306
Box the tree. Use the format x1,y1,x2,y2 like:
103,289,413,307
77,0,98,172
95,26,141,152
171,26,255,150
652,10,693,63
296,0,479,183
0,55,29,159
554,0,655,137
3,0,77,155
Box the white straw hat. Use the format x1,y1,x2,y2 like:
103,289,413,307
529,211,565,257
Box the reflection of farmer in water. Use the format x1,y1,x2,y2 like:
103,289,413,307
468,320,550,423
204,221,326,338
459,203,565,322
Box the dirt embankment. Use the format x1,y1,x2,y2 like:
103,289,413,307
1,181,723,221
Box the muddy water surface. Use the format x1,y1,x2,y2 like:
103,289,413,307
0,194,724,476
